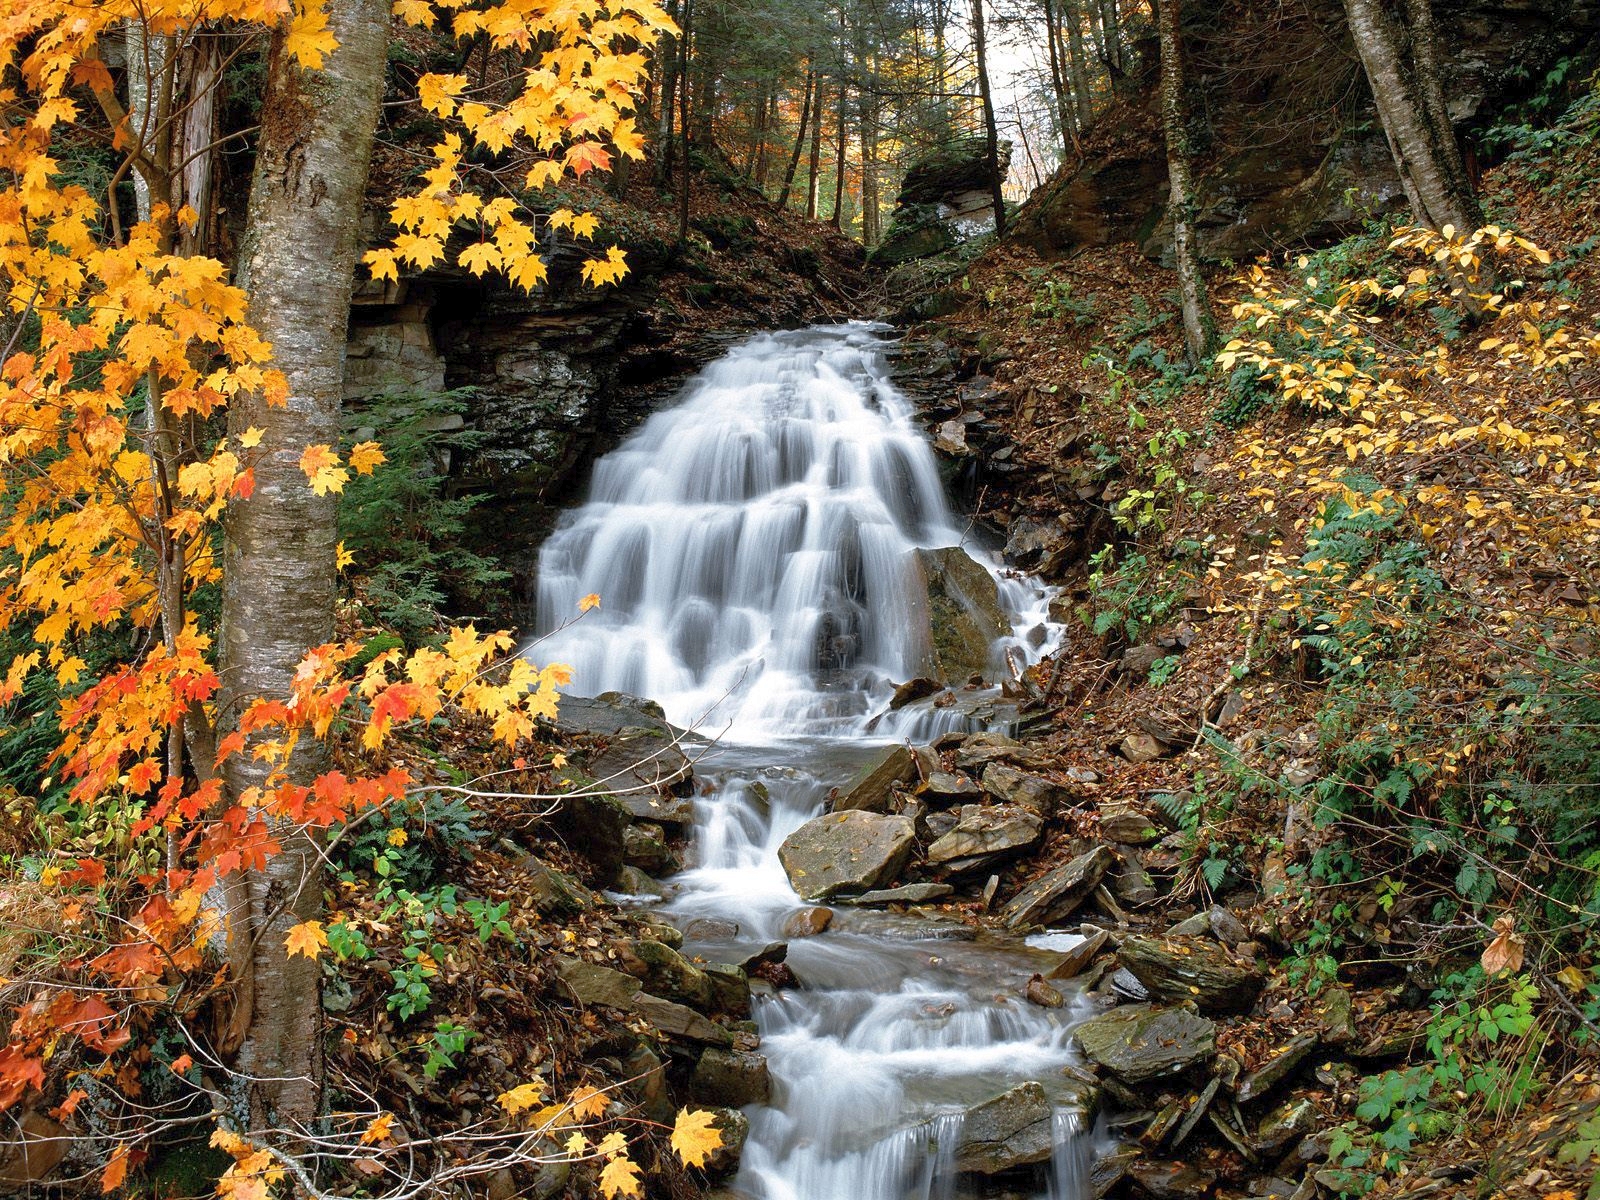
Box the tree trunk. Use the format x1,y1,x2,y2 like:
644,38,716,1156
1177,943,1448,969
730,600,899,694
830,79,848,230
1158,0,1216,364
1099,0,1121,72
806,75,826,219
858,68,879,246
971,0,1006,235
654,0,680,184
175,32,223,258
1402,0,1476,212
1041,0,1075,144
222,0,389,1135
677,0,694,245
777,69,816,210
1341,0,1480,231
1063,0,1095,126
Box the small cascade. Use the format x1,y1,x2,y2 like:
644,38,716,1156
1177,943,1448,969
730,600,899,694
532,323,1051,742
530,325,1092,1200
1049,1109,1095,1200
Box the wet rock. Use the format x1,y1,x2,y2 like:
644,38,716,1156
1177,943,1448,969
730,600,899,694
736,942,787,971
1001,846,1116,928
1074,1004,1216,1084
623,823,680,875
955,731,1053,771
690,1048,771,1108
1253,1096,1318,1155
912,547,1011,683
1166,911,1212,938
1119,644,1166,677
846,882,955,905
889,678,943,709
704,1108,749,1176
613,939,714,1009
954,1081,1055,1174
618,792,697,825
1026,974,1065,1008
701,964,752,1017
548,790,632,887
1127,1160,1218,1199
1003,515,1073,574
1098,801,1162,845
1045,929,1110,981
1108,850,1160,909
926,804,1043,872
517,854,601,916
778,811,917,900
1207,905,1250,946
1314,986,1358,1047
686,917,740,941
622,1043,672,1121
1091,1144,1140,1198
979,763,1064,816
0,1111,68,1189
832,745,917,813
575,725,693,794
556,956,730,1045
613,865,668,899
1118,935,1265,1014
781,907,834,938
922,771,981,803
630,993,733,1046
1237,1032,1320,1103
1109,968,1151,1003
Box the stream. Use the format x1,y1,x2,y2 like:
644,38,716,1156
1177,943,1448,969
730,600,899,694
532,324,1105,1199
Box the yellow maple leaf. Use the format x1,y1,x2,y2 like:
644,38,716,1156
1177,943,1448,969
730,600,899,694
359,1112,395,1145
238,427,264,449
670,1109,723,1168
459,241,503,276
580,246,628,289
299,444,350,495
286,0,340,69
498,1081,546,1114
568,211,599,240
348,441,387,474
569,1083,608,1120
285,919,328,960
393,0,435,25
336,541,354,571
598,1155,642,1199
563,1130,587,1156
579,593,601,612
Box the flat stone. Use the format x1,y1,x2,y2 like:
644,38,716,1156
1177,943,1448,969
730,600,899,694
555,957,730,1045
1099,801,1162,845
922,771,981,804
927,804,1043,871
1127,1161,1217,1200
980,763,1064,815
889,678,943,709
1237,1033,1321,1103
832,745,917,813
846,883,955,905
1045,928,1109,981
612,939,713,1008
1074,1004,1216,1084
1001,846,1116,928
631,993,732,1046
1118,935,1265,1014
1119,732,1167,764
1253,1096,1318,1154
778,811,917,900
953,1082,1054,1174
612,865,667,899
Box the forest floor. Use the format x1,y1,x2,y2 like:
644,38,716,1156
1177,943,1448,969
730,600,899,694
883,85,1600,1200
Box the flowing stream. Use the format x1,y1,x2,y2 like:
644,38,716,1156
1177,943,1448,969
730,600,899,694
533,324,1102,1199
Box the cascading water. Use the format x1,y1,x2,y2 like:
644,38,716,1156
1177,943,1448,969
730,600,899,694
531,325,1101,1199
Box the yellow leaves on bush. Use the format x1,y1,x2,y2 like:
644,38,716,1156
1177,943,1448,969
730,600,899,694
284,920,328,960
670,1108,723,1168
569,1083,609,1121
299,444,350,496
581,247,629,289
210,1130,285,1200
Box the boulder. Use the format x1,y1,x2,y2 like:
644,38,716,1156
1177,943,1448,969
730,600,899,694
1253,1097,1318,1154
690,1048,772,1108
781,907,834,938
700,964,752,1017
922,771,981,804
705,1108,749,1176
1003,515,1073,575
1073,1004,1216,1084
832,745,916,813
778,811,917,900
1118,935,1265,1014
1108,850,1160,909
1045,929,1110,981
1001,846,1116,928
518,854,601,916
623,823,680,875
612,865,668,899
1127,1161,1218,1200
556,957,731,1045
889,678,943,709
870,137,1014,267
1237,1032,1320,1103
911,547,1010,683
980,763,1065,816
612,939,714,1009
926,804,1043,872
896,136,1014,207
1026,975,1065,1008
548,790,632,886
1098,801,1163,845
953,1081,1054,1174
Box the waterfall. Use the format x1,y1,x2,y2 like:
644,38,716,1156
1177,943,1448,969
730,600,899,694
531,323,1049,742
531,324,1093,1200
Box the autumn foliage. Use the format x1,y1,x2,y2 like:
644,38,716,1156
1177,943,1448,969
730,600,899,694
0,0,701,1190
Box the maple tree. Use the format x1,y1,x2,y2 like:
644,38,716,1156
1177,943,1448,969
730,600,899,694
0,0,686,1189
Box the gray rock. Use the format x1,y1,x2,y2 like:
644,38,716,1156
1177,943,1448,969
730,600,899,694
1118,935,1265,1014
1253,1096,1318,1154
955,731,1052,771
1127,1161,1217,1199
889,678,943,710
953,1082,1054,1174
911,547,1010,683
685,917,740,941
1119,732,1167,764
548,790,632,886
1000,846,1116,928
832,745,916,813
517,855,600,916
1208,905,1250,946
778,811,917,900
631,993,733,1046
1109,967,1151,1003
926,804,1043,872
618,792,696,825
980,763,1064,816
613,865,668,898
555,956,730,1045
1098,801,1162,845
845,883,955,905
1074,1004,1216,1084
922,771,981,803
1045,929,1109,981
690,1048,771,1108
1314,986,1358,1047
701,964,751,1017
1120,644,1166,677
623,823,680,875
1237,1032,1320,1103
613,939,714,1009
1108,850,1160,909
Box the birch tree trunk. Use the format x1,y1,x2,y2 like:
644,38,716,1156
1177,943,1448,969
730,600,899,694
1158,0,1216,364
222,0,388,1135
1342,0,1480,231
806,75,826,219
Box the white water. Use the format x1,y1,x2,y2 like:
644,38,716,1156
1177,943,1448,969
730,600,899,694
531,325,1099,1199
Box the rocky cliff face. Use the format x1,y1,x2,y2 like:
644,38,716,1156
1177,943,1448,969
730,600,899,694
1010,0,1597,263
